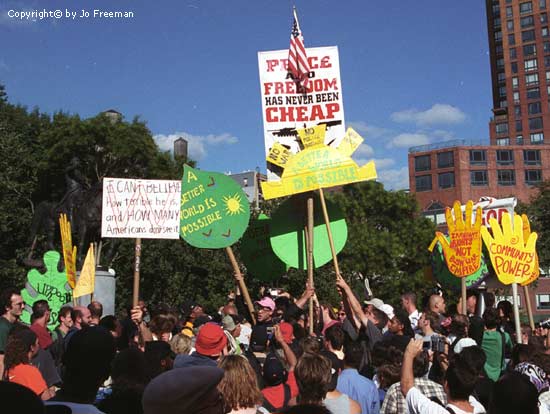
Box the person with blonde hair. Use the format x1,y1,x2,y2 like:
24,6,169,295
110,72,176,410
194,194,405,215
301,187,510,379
218,354,263,414
170,333,192,355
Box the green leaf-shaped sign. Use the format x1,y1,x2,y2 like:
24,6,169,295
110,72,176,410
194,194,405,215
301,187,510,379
180,165,250,248
240,214,288,282
270,194,347,269
21,251,73,331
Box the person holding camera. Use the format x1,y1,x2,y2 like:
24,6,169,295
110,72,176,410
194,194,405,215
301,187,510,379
401,339,486,414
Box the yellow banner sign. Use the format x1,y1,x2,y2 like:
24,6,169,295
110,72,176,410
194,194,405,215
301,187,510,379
261,145,377,199
73,244,95,298
481,212,538,285
297,124,327,148
267,142,291,168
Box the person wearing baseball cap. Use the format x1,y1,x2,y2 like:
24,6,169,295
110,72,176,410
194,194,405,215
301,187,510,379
174,322,227,369
250,297,276,353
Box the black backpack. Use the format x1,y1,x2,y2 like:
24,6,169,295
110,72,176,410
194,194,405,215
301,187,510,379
262,383,291,412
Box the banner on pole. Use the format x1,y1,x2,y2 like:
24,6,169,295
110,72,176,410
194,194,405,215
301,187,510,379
258,46,345,181
73,244,95,298
101,178,181,239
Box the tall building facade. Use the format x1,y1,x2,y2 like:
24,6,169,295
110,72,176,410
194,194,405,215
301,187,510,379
487,0,550,146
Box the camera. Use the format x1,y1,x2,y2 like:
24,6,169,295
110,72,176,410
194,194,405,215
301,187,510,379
540,318,550,329
431,336,446,353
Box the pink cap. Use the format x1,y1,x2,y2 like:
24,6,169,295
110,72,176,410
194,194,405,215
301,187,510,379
255,297,275,311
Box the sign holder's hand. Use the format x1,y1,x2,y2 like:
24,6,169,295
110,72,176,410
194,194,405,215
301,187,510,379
481,212,538,285
431,200,483,277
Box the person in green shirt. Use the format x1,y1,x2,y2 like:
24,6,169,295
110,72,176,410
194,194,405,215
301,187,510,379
481,308,512,381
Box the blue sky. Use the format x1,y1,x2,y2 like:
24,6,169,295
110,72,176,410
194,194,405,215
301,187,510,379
1,0,493,190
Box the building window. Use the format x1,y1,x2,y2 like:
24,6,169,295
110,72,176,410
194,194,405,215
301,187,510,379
524,149,541,165
514,91,520,102
543,13,549,23
527,87,540,99
437,151,454,168
529,117,543,129
496,30,504,41
499,86,507,97
512,62,519,73
516,120,523,131
526,73,539,85
544,27,550,37
537,294,550,310
495,17,502,28
507,5,514,17
493,3,502,15
414,155,431,172
545,56,550,67
498,169,516,185
517,135,524,144
522,29,536,42
508,20,515,31
496,44,504,55
545,42,550,53
501,100,508,108
415,175,432,192
525,58,538,71
496,123,509,134
524,44,537,56
497,137,511,145
497,149,514,165
513,77,519,89
497,58,505,69
471,170,488,186
438,172,455,189
520,2,533,14
521,15,535,27
515,105,522,117
469,149,487,165
498,72,506,82
531,132,544,143
547,71,550,81
542,0,547,9
510,48,517,59
525,169,543,184
528,102,542,114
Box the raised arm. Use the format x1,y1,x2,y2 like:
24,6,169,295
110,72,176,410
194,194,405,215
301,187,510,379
273,324,297,370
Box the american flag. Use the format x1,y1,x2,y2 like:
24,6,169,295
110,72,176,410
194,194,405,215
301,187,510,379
288,7,310,91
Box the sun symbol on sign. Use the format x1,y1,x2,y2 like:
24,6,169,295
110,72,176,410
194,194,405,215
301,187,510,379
223,194,245,216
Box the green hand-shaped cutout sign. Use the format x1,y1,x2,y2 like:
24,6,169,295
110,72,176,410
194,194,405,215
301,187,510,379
180,165,251,248
21,251,73,331
240,214,288,282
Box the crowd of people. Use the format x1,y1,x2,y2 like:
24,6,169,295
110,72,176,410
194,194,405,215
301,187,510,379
1,275,550,414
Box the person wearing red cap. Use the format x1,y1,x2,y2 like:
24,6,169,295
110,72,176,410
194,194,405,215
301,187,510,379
174,322,228,369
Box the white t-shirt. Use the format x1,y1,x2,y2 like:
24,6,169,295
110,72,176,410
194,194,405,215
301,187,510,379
406,387,486,414
446,335,477,354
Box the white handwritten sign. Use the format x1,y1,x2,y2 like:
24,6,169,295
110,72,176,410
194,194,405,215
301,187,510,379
101,178,181,239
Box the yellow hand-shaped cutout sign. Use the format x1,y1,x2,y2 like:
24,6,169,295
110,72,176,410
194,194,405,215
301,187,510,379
59,213,77,289
520,213,540,286
434,200,483,277
481,212,538,285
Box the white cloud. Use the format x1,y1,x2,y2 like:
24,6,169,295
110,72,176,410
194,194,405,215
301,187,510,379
354,157,395,170
354,143,374,157
432,129,456,141
377,167,410,191
348,121,391,138
391,104,466,126
387,133,430,148
153,131,238,161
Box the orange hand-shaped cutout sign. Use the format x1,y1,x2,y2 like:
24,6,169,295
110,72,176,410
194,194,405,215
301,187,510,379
481,212,538,285
434,200,483,277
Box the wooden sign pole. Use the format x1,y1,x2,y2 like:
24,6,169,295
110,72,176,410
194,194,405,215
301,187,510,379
523,285,535,331
226,246,256,325
318,188,341,277
461,278,467,315
133,238,142,308
306,197,314,335
512,282,522,343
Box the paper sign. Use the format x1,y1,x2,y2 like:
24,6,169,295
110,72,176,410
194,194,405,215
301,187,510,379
270,194,347,269
73,245,95,298
431,200,483,277
180,165,250,249
267,142,292,168
21,251,73,331
102,178,181,239
261,144,376,200
338,128,364,157
481,213,538,285
59,213,77,289
297,124,327,148
258,46,346,181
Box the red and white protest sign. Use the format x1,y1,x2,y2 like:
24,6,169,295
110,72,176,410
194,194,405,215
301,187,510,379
258,46,346,181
